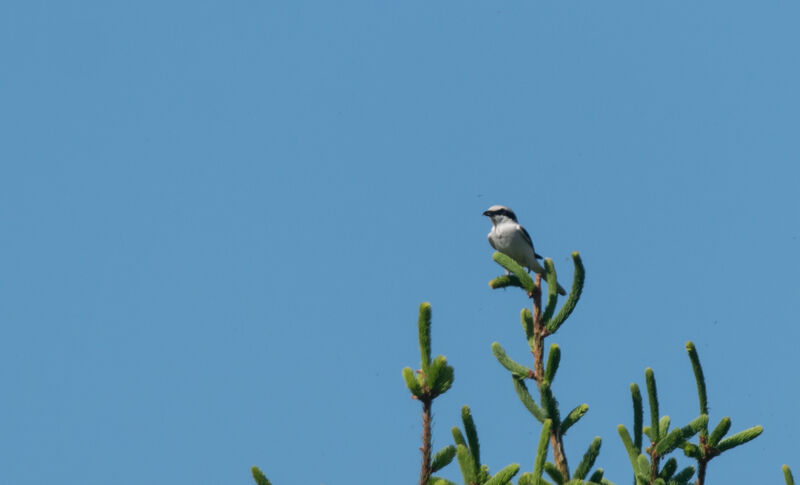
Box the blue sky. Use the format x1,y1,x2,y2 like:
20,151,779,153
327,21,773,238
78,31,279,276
1,1,798,484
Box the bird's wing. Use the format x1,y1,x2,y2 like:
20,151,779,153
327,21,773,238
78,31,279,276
521,227,544,258
487,233,497,250
517,224,535,250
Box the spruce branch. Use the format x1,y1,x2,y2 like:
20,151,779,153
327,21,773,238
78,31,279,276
492,342,535,379
588,467,606,484
483,464,521,485
658,458,677,481
561,404,589,435
544,344,561,383
681,443,701,459
489,274,526,291
630,383,644,453
490,253,586,481
521,308,534,342
452,426,467,448
491,252,535,293
643,368,662,484
431,446,457,473
685,342,708,434
682,344,762,485
481,464,492,485
403,366,423,398
535,276,569,478
456,444,479,485
645,368,660,442
429,355,455,397
541,380,561,425
513,377,547,422
541,258,560,323
658,416,670,441
682,415,709,437
419,302,433,372
619,344,765,485
655,415,707,456
544,461,565,484
635,454,651,484
715,425,763,452
402,303,456,485
545,252,585,334
784,465,795,485
707,417,731,447
534,419,554,480
672,465,695,483
642,426,655,443
572,437,602,480
450,407,518,485
461,406,481,467
251,466,272,485
617,425,640,473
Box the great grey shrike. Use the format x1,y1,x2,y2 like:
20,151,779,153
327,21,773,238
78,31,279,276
483,205,567,295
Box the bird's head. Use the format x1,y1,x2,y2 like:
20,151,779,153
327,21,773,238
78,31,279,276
482,205,518,225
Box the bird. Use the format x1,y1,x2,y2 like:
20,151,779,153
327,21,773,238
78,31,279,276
483,205,567,295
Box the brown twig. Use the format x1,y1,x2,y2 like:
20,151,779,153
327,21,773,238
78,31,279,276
697,458,707,485
695,434,719,485
419,397,433,485
650,448,660,485
530,274,569,479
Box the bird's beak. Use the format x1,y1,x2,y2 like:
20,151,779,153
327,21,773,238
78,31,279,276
482,210,490,216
